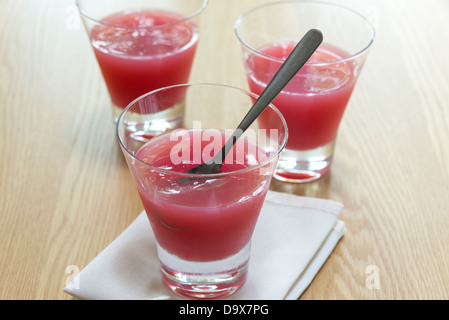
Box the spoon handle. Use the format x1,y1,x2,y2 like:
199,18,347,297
219,29,323,163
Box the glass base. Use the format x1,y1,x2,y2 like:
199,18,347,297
114,100,185,150
158,243,250,299
274,139,335,183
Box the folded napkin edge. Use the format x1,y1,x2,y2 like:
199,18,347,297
284,220,346,300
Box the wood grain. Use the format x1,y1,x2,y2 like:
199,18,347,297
1,0,448,300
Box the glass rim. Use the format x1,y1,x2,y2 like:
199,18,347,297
234,0,376,66
116,83,288,178
76,0,209,30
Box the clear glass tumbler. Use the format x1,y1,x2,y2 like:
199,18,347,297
116,83,287,299
77,0,208,129
235,1,375,183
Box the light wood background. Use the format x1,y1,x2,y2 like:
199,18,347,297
1,0,448,300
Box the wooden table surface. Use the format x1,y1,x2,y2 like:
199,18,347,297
1,0,448,300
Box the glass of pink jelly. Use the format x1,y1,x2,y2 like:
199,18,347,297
77,0,208,125
117,83,288,299
236,1,375,183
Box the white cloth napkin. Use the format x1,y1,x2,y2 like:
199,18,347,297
64,190,345,300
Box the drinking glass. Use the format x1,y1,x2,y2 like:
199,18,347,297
235,1,375,183
116,83,287,299
77,0,208,130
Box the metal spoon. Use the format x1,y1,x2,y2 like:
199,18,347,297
184,29,323,177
